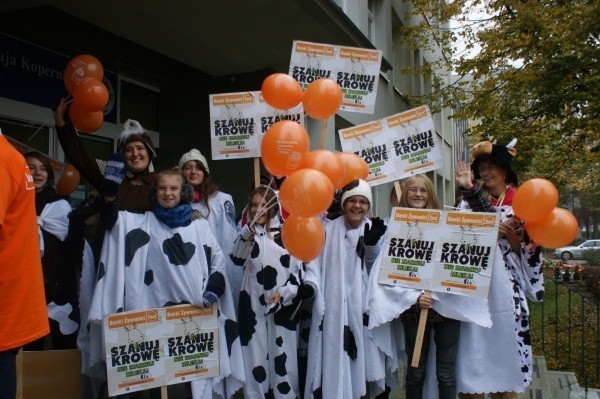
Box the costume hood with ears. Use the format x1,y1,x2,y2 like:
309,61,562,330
116,120,157,160
472,138,518,185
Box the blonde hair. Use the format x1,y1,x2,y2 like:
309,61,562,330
398,174,440,210
154,170,201,220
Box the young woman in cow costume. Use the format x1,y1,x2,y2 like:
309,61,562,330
230,185,316,399
89,169,244,398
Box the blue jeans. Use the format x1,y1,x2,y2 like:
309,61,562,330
0,348,19,399
404,318,461,399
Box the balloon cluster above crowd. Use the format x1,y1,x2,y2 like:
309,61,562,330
63,54,108,133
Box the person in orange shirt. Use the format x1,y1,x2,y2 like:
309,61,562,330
0,129,49,399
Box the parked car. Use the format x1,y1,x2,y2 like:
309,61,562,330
555,240,600,260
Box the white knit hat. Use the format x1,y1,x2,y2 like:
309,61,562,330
341,179,372,208
178,149,209,173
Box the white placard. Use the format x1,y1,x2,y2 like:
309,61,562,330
104,304,219,396
209,91,304,160
378,207,499,299
339,105,444,186
289,40,382,114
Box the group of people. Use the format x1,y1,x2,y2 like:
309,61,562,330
0,100,544,399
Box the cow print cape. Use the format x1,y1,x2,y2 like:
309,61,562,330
88,211,244,398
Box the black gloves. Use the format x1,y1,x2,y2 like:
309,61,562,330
363,217,387,246
102,153,127,197
296,284,315,301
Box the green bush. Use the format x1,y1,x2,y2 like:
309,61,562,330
584,265,600,299
582,249,600,266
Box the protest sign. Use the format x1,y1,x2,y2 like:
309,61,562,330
289,40,382,114
163,304,219,385
105,309,164,395
378,208,499,299
104,304,219,396
209,91,304,160
339,105,444,186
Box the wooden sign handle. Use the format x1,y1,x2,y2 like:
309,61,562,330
318,119,328,149
410,290,431,368
254,157,260,188
161,385,168,399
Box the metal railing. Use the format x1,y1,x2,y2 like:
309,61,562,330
529,274,600,389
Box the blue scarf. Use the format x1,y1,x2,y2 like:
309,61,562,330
153,203,193,228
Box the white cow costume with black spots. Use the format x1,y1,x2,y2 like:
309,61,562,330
88,211,245,398
452,191,544,395
230,215,315,398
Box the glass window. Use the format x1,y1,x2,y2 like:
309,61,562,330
0,117,48,153
71,134,113,207
120,79,160,131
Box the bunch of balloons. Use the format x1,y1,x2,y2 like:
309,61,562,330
512,178,578,248
261,72,343,120
63,54,108,133
259,73,368,261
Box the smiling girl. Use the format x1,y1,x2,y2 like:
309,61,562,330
230,185,314,399
92,169,244,398
23,152,79,351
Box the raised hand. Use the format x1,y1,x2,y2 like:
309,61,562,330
363,217,387,246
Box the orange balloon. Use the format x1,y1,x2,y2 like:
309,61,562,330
56,164,80,196
282,215,325,262
525,208,579,249
300,150,345,189
513,178,559,222
69,103,104,133
72,78,109,112
261,120,310,176
338,152,369,187
64,54,104,95
279,169,334,217
302,78,343,120
261,73,303,110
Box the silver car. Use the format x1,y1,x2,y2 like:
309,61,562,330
554,240,600,260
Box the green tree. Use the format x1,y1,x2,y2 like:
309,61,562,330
400,0,600,227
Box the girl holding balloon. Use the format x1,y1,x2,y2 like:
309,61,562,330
454,140,544,399
230,185,315,399
23,152,80,351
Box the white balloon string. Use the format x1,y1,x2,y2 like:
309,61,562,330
250,193,279,226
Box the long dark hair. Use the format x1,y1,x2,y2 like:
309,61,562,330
24,151,55,189
186,160,218,217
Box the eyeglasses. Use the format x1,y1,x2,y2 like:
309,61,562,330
407,187,428,195
346,198,369,206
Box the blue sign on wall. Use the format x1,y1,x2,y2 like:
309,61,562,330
0,32,118,124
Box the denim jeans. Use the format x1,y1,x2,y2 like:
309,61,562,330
0,348,19,399
404,318,461,399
